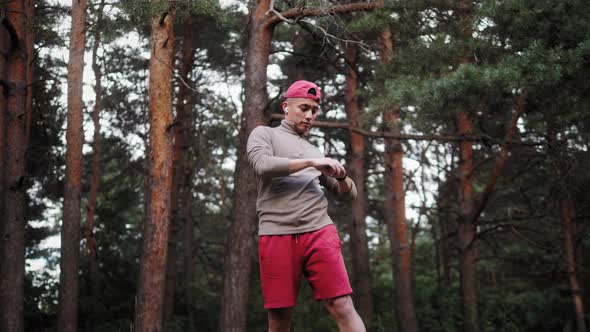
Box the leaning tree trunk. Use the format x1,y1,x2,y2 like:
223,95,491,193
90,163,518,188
0,0,28,330
58,0,87,330
378,25,419,332
547,124,587,332
163,16,195,330
134,9,175,332
84,1,104,325
343,44,373,325
220,1,273,331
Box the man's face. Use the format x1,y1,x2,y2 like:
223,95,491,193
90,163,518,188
283,98,320,134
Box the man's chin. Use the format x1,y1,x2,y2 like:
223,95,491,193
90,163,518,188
296,125,311,134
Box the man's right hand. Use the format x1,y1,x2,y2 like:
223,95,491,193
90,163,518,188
287,158,346,179
309,158,346,179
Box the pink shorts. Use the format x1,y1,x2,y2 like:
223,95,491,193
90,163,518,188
258,224,353,309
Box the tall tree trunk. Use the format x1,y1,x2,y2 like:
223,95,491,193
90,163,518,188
343,44,373,325
24,0,34,148
548,124,587,332
134,9,175,332
178,18,197,332
0,0,28,330
85,1,104,326
220,2,273,331
457,111,478,332
58,0,87,330
163,16,195,330
439,181,453,288
0,7,8,279
457,0,479,330
182,160,196,331
560,199,586,332
379,25,419,332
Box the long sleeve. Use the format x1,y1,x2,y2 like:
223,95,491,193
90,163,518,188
319,174,358,200
247,126,291,178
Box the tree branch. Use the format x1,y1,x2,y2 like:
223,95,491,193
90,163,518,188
471,92,527,224
270,113,527,143
267,2,382,27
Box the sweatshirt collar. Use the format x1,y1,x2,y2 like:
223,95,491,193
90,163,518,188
280,119,310,138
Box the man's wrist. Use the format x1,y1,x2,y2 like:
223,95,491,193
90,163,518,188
335,173,348,181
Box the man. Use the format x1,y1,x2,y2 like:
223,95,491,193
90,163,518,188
247,80,366,332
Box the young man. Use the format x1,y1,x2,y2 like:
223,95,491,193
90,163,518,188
247,80,366,332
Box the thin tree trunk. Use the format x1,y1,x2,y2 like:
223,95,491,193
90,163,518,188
343,44,373,325
134,9,175,332
439,182,453,288
548,124,587,332
0,0,28,330
85,1,104,325
383,111,419,332
58,0,87,330
179,18,197,331
182,163,196,331
220,2,273,331
561,200,586,332
379,25,419,332
457,0,479,330
457,111,478,332
24,0,34,148
163,16,195,330
0,9,8,279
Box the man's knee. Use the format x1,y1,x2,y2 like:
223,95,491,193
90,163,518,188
323,295,356,319
268,307,294,332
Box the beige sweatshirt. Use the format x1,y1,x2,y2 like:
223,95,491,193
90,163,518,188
247,119,357,235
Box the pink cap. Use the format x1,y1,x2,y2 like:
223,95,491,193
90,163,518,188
284,80,322,102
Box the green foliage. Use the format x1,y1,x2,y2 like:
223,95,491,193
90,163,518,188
121,0,220,22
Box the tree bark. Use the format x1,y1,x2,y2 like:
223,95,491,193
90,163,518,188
182,158,196,331
379,25,419,332
24,0,34,148
547,124,587,332
0,0,28,330
560,199,587,332
178,18,197,331
134,9,175,332
220,2,273,331
163,16,195,330
456,0,479,330
84,1,104,326
0,5,8,280
457,111,478,332
343,44,373,325
58,0,87,330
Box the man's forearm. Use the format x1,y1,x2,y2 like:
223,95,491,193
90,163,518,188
287,159,314,174
337,177,352,193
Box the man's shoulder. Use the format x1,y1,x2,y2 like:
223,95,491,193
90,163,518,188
252,124,287,138
247,126,277,149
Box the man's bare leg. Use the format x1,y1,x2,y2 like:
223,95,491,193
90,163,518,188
268,307,294,332
323,295,366,332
